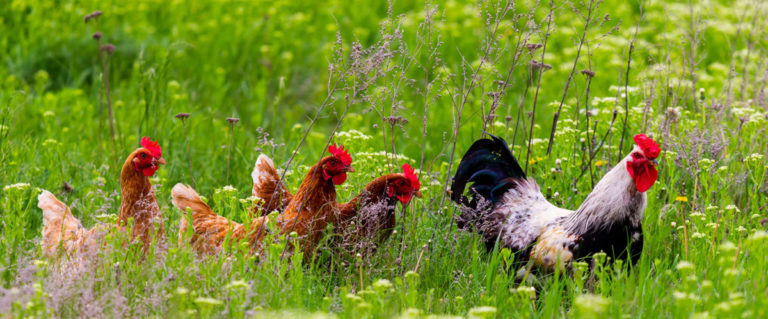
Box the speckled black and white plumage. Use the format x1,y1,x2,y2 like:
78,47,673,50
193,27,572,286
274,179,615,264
452,134,647,271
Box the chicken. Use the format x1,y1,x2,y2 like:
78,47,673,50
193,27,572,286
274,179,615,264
173,144,354,256
173,184,269,255
251,156,422,253
250,154,293,215
334,164,422,254
276,144,355,255
451,134,660,271
38,137,166,257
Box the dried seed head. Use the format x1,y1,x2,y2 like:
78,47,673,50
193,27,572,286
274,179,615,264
665,107,680,121
739,116,749,125
92,32,102,40
100,44,115,54
525,43,543,52
175,113,191,119
62,181,73,193
504,115,513,123
580,69,595,77
529,60,552,72
226,117,240,125
384,116,408,126
84,10,102,23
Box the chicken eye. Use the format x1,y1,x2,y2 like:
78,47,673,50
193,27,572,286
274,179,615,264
632,153,641,159
140,153,147,159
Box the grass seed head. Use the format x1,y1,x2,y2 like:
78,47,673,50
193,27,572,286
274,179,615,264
100,44,115,54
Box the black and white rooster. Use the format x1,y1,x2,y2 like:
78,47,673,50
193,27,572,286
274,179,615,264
451,134,660,270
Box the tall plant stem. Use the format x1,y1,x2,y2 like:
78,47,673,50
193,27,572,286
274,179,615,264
617,20,639,159
546,0,595,156
525,1,555,175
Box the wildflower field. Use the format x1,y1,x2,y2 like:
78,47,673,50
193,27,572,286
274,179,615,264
2,0,768,317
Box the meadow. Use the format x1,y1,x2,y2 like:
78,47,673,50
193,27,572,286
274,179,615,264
1,0,767,317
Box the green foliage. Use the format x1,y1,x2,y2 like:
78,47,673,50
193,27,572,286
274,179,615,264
1,0,768,318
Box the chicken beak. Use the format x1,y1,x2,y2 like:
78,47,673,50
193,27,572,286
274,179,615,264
414,190,423,198
344,166,355,173
155,157,167,165
650,159,658,168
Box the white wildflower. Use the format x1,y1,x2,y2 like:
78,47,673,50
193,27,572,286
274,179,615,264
194,297,223,306
513,286,536,299
690,211,705,221
698,158,714,169
746,153,764,163
468,306,497,319
344,293,362,303
43,139,59,147
572,294,609,317
676,261,694,273
719,241,737,254
225,279,249,291
3,183,30,192
372,279,393,293
335,129,372,141
746,231,768,245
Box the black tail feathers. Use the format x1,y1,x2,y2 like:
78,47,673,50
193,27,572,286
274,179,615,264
450,134,526,210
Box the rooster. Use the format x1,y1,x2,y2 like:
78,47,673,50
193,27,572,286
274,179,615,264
38,137,166,257
451,134,660,270
173,144,355,256
252,158,422,252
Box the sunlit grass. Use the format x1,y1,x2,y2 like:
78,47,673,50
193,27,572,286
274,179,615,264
2,0,768,318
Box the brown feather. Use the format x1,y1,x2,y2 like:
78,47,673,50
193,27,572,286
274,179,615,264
173,184,268,255
250,155,293,215
39,147,164,258
276,159,340,256
118,149,164,250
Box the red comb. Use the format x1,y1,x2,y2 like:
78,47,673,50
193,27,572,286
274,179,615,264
633,134,660,159
140,137,162,158
402,164,420,190
328,144,352,166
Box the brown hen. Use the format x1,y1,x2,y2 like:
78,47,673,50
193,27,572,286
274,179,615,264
38,137,166,257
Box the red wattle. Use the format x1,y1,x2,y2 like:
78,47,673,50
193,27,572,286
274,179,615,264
332,173,347,185
142,167,158,176
397,194,412,204
627,161,657,192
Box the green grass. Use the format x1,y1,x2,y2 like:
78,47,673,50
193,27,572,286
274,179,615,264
1,0,767,317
